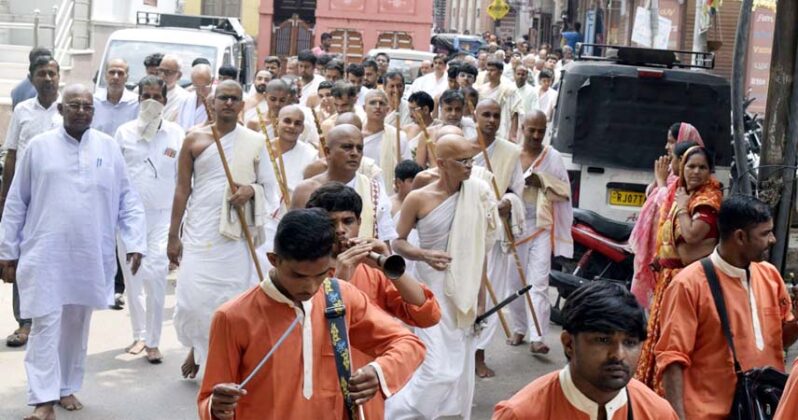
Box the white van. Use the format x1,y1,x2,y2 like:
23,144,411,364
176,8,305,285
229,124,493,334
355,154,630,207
96,12,255,92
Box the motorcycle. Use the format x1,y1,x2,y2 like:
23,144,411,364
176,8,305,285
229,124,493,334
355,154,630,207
730,96,763,195
549,208,635,325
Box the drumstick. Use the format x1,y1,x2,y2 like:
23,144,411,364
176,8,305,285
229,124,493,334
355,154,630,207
238,312,303,390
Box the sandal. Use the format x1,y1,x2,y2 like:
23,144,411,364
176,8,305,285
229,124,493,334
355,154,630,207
145,347,163,364
6,325,30,347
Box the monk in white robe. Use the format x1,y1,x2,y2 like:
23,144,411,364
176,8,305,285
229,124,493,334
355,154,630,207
244,79,320,147
115,77,185,362
477,60,521,141
362,90,410,191
0,84,147,420
167,81,280,379
510,111,573,354
175,64,212,131
472,99,526,377
293,124,398,242
386,135,497,420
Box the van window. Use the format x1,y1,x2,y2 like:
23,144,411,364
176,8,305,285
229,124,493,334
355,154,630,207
99,40,217,89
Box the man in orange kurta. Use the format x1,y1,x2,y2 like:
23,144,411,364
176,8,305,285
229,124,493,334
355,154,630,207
198,209,426,420
493,282,677,419
775,359,798,419
306,182,441,419
656,195,798,420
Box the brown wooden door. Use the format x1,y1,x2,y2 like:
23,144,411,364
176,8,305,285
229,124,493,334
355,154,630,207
329,29,364,64
376,32,414,49
271,14,314,57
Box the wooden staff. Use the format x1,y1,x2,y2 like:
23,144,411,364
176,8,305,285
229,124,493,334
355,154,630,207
309,107,327,158
469,100,543,338
201,98,264,282
394,95,402,162
269,115,291,208
412,109,437,165
255,107,291,207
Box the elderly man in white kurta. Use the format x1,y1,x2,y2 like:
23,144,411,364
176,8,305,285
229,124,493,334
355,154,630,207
167,80,280,380
362,90,410,191
115,76,185,363
477,60,521,142
175,64,212,132
386,135,496,420
472,99,527,378
158,55,190,123
510,111,573,354
0,84,146,420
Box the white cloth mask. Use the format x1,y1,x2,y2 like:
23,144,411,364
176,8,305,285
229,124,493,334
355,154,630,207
137,99,164,141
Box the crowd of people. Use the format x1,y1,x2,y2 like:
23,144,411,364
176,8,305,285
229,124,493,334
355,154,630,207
0,39,798,420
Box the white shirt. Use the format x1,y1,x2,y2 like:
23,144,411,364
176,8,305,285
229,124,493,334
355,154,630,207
91,89,139,137
516,83,539,117
356,86,369,107
175,91,208,132
0,127,146,319
537,87,559,121
560,365,630,420
3,95,62,157
300,74,325,107
362,129,411,167
115,119,185,210
346,175,398,242
408,72,448,97
163,85,190,122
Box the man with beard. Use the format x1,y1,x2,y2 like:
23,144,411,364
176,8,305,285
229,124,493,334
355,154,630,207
114,76,185,363
657,195,798,420
242,69,273,121
320,82,366,137
493,282,677,419
1,55,62,348
346,63,368,106
297,49,325,107
362,59,380,90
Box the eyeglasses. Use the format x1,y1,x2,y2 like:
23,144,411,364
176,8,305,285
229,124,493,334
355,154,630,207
64,102,94,112
157,68,178,77
215,95,242,103
453,157,474,166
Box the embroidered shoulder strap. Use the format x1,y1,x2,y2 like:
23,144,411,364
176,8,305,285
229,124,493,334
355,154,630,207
370,177,380,238
322,278,355,420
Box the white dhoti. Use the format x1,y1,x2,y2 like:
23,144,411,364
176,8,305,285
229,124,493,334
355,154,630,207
476,242,516,350
117,209,171,347
385,192,478,420
509,226,552,341
25,305,92,405
174,129,266,368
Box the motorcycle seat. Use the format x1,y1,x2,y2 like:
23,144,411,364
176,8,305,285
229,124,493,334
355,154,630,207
573,208,634,242
549,271,586,298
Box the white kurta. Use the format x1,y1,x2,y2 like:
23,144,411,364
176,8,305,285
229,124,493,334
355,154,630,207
408,72,448,98
385,193,476,419
3,95,62,157
115,119,185,347
0,127,147,318
91,89,139,137
279,140,319,194
345,175,398,242
163,85,190,122
176,92,209,132
362,130,411,170
537,88,559,121
174,125,280,367
299,74,325,107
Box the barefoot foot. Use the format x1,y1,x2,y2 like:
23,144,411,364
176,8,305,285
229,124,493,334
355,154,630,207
24,403,55,420
506,332,525,346
125,340,146,355
181,348,199,379
529,341,550,354
58,394,83,411
475,349,496,378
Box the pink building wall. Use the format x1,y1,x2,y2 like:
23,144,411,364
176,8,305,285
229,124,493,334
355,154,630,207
257,0,433,62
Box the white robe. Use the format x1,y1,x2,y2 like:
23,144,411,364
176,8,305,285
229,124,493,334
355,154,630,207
176,91,209,132
174,126,280,367
385,193,476,419
362,129,411,190
537,87,559,121
509,146,574,340
408,72,448,98
163,85,190,123
0,127,147,318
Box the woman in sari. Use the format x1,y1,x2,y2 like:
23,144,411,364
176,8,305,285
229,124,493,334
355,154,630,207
630,123,705,308
635,145,723,392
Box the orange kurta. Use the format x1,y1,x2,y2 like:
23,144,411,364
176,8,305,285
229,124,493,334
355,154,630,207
654,253,794,420
198,278,426,420
775,358,798,420
492,369,678,419
348,263,441,420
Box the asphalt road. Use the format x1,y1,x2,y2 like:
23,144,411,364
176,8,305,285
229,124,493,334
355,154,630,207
0,278,566,420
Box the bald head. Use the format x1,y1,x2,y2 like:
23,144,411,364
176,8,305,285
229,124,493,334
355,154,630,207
62,83,92,101
335,112,363,130
191,64,212,78
104,58,129,91
327,124,362,148
191,64,213,97
60,84,94,135
266,79,289,94
215,79,243,97
365,89,388,102
524,110,547,127
279,104,305,120
475,99,500,114
158,55,183,89
434,125,464,142
522,109,548,146
436,134,477,160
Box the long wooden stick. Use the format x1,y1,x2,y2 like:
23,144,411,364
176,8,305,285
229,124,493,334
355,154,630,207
269,115,292,208
394,96,402,162
470,101,543,338
255,107,291,207
309,107,328,158
201,99,264,282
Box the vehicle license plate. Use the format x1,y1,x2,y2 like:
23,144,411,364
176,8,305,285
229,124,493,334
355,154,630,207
608,189,645,207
